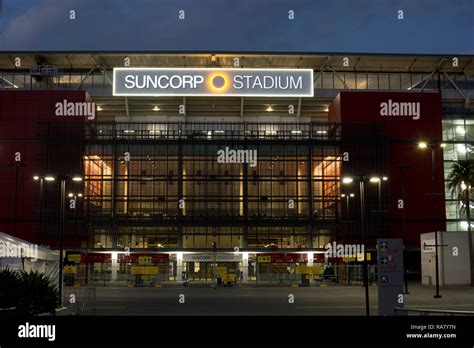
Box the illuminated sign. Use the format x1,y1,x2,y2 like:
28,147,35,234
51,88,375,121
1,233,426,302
113,68,314,97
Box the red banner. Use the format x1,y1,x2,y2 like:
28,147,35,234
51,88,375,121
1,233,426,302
119,254,169,264
260,253,307,263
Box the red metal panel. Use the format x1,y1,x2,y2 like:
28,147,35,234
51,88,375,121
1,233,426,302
332,91,446,247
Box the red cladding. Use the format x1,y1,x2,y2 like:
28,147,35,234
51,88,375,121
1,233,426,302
330,91,446,247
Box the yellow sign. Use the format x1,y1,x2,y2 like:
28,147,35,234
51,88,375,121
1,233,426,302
312,266,324,275
257,255,271,263
139,256,152,265
68,254,81,262
222,274,236,283
131,266,158,275
64,266,76,274
356,253,371,262
215,267,227,276
343,253,371,262
295,265,324,275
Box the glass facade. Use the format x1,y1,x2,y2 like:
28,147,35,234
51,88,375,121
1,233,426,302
76,123,342,250
442,111,474,231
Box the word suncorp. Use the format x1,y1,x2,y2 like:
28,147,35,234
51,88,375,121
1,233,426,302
124,74,303,90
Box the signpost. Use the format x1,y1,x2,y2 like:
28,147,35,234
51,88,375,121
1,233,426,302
377,239,405,316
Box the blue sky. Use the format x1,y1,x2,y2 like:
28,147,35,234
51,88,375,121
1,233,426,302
0,0,472,54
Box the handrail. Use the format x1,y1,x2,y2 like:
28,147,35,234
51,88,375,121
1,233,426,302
394,307,474,316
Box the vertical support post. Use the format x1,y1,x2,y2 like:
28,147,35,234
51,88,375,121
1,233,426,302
59,177,66,306
177,140,183,249
242,252,249,282
360,179,370,316
111,251,118,282
431,147,442,298
307,141,314,248
176,252,184,283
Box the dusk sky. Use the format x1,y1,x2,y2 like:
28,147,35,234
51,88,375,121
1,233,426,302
0,0,472,54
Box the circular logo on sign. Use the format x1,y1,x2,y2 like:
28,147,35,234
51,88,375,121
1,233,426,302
207,72,230,93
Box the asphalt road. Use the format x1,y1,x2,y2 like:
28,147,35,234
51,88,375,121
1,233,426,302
62,283,474,316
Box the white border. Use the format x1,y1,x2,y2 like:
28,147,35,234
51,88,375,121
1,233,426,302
112,67,314,98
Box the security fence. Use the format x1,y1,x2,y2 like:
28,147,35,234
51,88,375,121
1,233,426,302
61,263,377,287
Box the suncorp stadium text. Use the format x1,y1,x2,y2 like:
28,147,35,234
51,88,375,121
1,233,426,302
123,74,303,90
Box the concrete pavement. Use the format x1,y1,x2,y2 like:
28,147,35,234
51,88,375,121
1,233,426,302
61,282,474,316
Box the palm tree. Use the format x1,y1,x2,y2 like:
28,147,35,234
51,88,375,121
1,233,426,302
447,159,474,286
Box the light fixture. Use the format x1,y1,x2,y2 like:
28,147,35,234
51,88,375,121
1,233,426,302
457,144,467,153
316,130,328,134
72,176,83,182
33,176,39,180
440,143,446,148
370,177,380,183
291,130,302,134
68,193,74,198
97,105,103,111
78,193,83,197
266,106,273,112
324,107,329,112
349,193,355,197
418,142,427,149
44,176,55,181
341,194,346,197
382,176,388,181
153,106,160,111
211,54,216,62
456,126,466,135
342,177,354,184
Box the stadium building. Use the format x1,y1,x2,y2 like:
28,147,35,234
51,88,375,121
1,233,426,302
0,53,473,283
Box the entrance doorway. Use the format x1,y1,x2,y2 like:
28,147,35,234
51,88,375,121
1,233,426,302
186,261,241,282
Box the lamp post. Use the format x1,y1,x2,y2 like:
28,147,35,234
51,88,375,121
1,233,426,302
342,176,370,316
418,141,445,299
68,192,83,239
34,174,82,306
342,174,389,316
396,164,409,294
341,193,355,217
369,176,388,211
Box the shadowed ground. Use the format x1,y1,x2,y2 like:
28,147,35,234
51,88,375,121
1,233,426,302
60,283,474,316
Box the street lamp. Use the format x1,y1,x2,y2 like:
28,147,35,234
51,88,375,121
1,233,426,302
33,174,83,306
342,175,370,316
68,192,83,242
341,193,355,217
369,176,388,211
418,141,445,299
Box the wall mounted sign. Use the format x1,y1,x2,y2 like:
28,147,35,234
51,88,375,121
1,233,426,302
182,253,243,262
113,68,314,97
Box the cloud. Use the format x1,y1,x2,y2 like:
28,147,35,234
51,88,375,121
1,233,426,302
0,0,472,54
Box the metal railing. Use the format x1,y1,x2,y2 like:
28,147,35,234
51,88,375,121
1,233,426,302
83,122,342,141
